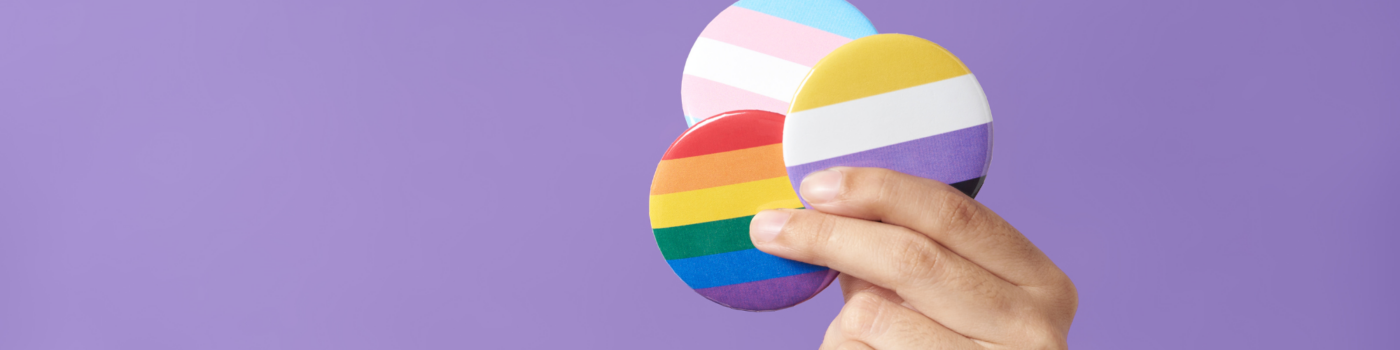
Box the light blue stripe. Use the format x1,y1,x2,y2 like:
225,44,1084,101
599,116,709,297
684,114,700,126
732,0,877,39
667,248,828,289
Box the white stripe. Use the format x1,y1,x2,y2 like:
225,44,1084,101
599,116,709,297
784,74,993,166
682,38,811,103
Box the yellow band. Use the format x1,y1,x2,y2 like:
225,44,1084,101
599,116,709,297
649,176,803,229
790,34,971,113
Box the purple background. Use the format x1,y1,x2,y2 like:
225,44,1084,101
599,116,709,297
1,0,1396,349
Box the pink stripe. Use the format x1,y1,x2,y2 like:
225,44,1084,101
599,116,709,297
699,6,852,67
681,74,791,121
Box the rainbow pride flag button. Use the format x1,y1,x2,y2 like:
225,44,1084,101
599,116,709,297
649,110,837,311
784,34,994,202
680,0,877,126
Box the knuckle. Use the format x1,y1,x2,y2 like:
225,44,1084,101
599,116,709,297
1055,275,1080,313
833,341,872,350
783,211,844,263
1028,270,1079,314
805,214,842,252
839,293,887,340
1007,312,1070,350
845,167,901,203
953,271,1009,309
1020,326,1069,350
888,236,942,283
929,188,982,231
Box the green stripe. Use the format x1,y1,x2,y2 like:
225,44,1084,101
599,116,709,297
653,209,804,260
654,215,756,260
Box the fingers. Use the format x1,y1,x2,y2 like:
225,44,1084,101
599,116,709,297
751,208,1023,339
798,167,1064,287
819,314,845,350
831,341,875,350
820,292,983,350
839,274,904,306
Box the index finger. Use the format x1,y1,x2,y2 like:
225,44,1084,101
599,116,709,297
798,167,1064,287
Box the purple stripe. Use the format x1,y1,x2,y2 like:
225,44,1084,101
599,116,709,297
787,123,992,207
692,270,838,311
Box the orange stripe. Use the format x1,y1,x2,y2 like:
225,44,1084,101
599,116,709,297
651,143,787,195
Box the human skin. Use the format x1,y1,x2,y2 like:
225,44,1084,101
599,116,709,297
749,167,1077,349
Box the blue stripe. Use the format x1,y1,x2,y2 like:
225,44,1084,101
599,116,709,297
666,248,828,289
732,0,878,40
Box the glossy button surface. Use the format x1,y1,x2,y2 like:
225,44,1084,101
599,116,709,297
784,34,994,202
649,110,836,311
680,0,877,126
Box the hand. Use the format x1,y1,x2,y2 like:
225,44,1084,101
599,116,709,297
749,167,1077,349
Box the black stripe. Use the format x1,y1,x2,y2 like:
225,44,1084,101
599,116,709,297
950,176,986,198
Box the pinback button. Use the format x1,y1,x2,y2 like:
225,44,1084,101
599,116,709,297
680,0,878,126
649,110,837,311
784,34,995,203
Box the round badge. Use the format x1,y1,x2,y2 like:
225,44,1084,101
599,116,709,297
784,34,994,202
649,110,837,311
680,0,877,126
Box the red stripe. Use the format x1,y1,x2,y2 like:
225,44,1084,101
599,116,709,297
662,110,785,160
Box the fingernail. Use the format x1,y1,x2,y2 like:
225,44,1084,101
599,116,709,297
750,210,791,243
800,169,843,204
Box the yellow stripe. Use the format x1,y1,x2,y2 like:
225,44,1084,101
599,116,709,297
649,176,803,229
790,34,971,113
